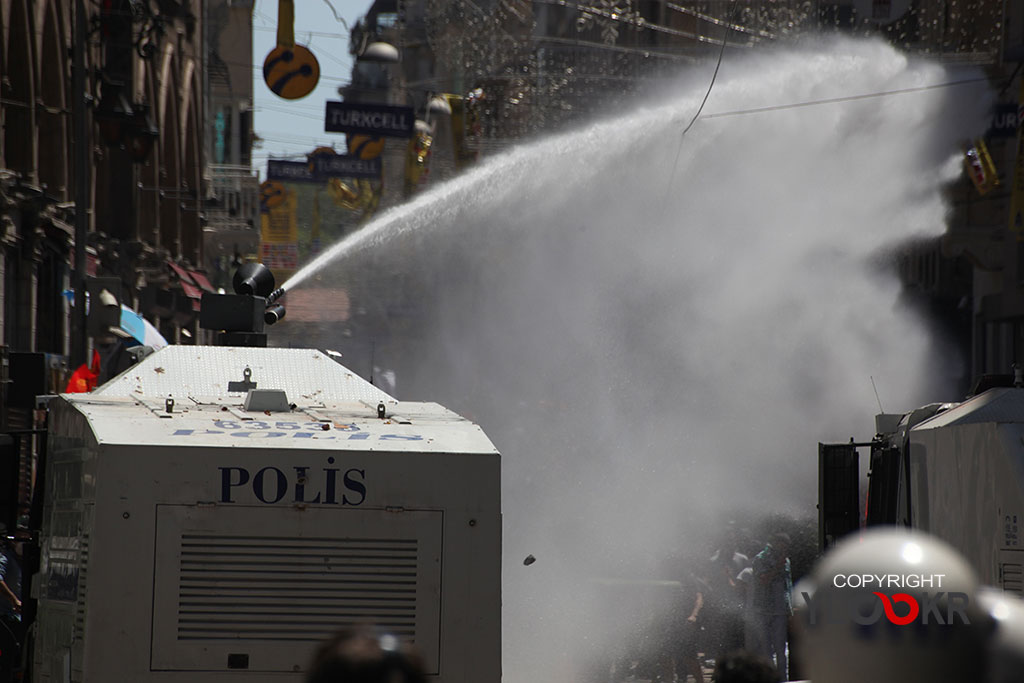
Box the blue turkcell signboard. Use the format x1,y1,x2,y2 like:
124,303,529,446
989,103,1019,139
324,101,415,138
267,157,381,182
313,155,382,179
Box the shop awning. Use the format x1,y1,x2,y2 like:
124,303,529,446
190,270,217,293
168,262,217,311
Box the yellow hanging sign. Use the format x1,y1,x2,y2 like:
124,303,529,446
262,0,320,100
259,180,287,210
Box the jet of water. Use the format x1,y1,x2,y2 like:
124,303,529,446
277,37,992,683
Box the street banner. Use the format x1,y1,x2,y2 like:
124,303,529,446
260,190,299,278
267,157,381,182
325,101,415,137
1010,79,1024,233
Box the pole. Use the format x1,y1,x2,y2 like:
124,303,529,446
71,0,90,369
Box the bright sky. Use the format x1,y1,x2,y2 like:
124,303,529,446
251,0,372,176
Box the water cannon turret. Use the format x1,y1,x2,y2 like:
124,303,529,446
199,263,288,346
233,262,276,298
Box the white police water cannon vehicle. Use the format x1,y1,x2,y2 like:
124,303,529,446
818,367,1024,595
28,264,501,683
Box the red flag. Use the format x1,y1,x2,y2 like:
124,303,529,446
65,350,101,393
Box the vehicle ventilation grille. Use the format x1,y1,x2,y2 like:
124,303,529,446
176,535,418,641
73,536,90,642
1003,561,1024,596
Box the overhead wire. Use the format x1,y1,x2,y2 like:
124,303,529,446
662,0,735,211
321,0,351,30
257,103,327,119
253,26,352,40
703,76,991,119
998,62,1023,97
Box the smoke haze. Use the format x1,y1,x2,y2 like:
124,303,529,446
278,37,993,682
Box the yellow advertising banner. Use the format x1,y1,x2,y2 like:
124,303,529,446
260,189,299,280
1009,79,1024,233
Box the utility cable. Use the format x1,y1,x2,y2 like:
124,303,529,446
998,62,1022,97
702,76,990,119
321,0,350,30
662,0,735,212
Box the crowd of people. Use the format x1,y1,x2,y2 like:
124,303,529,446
692,531,795,682
600,528,796,683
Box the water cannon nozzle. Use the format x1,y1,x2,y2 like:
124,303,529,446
264,304,286,325
266,287,286,305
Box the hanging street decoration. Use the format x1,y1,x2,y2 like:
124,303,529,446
964,139,999,196
262,0,320,100
349,134,386,160
404,125,434,197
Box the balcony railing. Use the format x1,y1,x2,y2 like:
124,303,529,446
205,164,260,230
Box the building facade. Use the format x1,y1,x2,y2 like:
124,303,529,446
0,0,256,530
204,0,260,292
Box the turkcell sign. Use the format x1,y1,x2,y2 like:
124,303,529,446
313,154,381,179
989,103,1019,138
267,159,316,182
268,157,381,181
325,100,415,138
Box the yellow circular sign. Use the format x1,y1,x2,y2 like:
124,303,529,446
348,134,385,160
309,146,336,159
262,44,320,100
259,180,287,209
